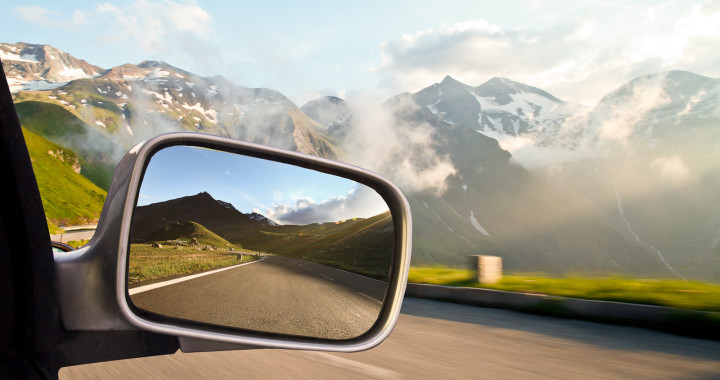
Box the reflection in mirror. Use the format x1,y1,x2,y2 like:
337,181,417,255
128,145,394,340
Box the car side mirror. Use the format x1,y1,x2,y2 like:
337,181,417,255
55,132,411,352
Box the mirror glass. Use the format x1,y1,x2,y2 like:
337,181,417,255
127,145,394,340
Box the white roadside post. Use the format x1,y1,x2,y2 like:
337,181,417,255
470,255,502,284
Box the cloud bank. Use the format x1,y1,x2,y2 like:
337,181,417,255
262,184,389,225
376,2,720,105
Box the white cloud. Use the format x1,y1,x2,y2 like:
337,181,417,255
651,155,691,185
376,2,720,105
15,6,88,30
95,0,215,69
264,185,388,225
593,74,671,143
338,94,457,195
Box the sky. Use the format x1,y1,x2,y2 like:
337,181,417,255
137,145,389,224
3,1,720,105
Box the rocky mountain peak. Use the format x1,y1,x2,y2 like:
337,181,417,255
475,77,563,105
1,42,103,89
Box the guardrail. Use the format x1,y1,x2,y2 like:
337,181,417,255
405,283,720,340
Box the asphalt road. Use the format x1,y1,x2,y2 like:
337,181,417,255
130,256,387,339
60,298,720,379
50,229,96,243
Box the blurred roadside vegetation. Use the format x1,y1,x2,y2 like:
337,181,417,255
409,267,720,312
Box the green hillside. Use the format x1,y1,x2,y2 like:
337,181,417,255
143,220,242,250
14,100,119,190
238,212,394,279
22,127,107,231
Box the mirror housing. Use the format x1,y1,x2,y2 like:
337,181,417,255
55,132,411,352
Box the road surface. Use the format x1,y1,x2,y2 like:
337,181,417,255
50,225,97,243
60,297,720,379
130,256,386,339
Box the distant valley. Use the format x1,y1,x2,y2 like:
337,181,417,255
132,192,394,279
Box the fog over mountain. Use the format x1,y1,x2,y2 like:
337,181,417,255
5,42,719,280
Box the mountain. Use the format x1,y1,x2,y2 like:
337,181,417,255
382,102,676,277
4,43,340,174
530,71,720,280
22,127,107,231
398,71,720,280
585,70,720,149
132,192,393,279
14,100,121,190
298,71,720,280
413,75,585,144
144,220,240,249
300,96,354,140
131,192,259,244
8,42,719,280
248,212,278,226
2,42,103,92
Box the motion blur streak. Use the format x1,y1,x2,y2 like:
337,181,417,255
60,299,720,379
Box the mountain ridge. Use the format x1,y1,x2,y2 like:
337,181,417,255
7,42,719,280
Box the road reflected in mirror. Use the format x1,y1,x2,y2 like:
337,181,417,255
128,145,394,340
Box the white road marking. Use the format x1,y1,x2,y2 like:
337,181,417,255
357,291,382,304
128,258,265,295
320,274,334,281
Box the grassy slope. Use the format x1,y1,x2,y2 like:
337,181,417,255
408,267,720,312
238,212,394,279
129,221,259,283
144,220,242,249
14,100,118,190
128,245,257,284
22,127,107,228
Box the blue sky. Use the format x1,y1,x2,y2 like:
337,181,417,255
138,145,389,224
3,1,720,104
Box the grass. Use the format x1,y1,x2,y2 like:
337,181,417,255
409,267,720,312
22,127,107,227
239,212,394,280
128,243,260,284
67,239,90,249
15,100,118,190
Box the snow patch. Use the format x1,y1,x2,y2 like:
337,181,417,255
470,210,490,237
606,178,685,279
0,50,39,62
58,63,90,81
149,68,170,78
460,235,476,248
8,80,68,93
182,102,217,123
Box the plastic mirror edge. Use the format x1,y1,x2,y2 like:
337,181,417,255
115,132,412,352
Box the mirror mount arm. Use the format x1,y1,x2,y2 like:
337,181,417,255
54,143,149,331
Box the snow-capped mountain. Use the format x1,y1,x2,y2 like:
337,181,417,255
583,70,720,150
297,71,720,280
3,43,339,161
413,75,585,144
7,42,719,280
300,96,354,140
248,212,278,226
409,71,720,156
1,43,103,92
